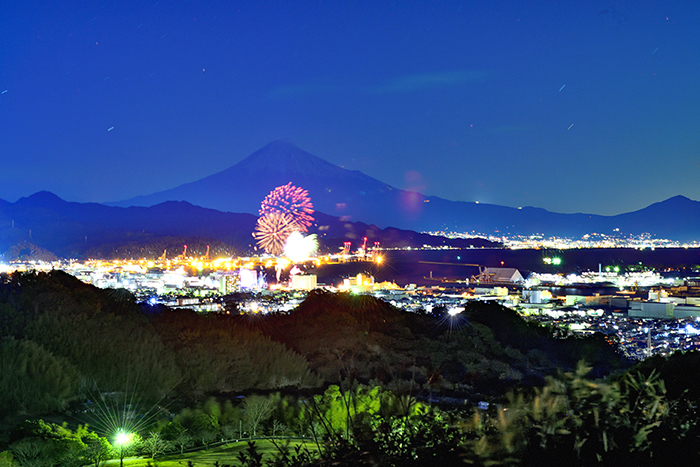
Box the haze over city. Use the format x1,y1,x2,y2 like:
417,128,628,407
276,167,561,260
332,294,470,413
2,1,699,215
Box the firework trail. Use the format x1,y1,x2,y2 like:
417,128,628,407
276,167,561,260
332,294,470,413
259,182,314,232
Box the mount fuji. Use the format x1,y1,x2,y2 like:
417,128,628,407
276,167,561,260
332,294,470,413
111,141,700,241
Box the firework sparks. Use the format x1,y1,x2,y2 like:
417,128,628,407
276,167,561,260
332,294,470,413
253,212,297,255
283,231,319,262
259,182,314,232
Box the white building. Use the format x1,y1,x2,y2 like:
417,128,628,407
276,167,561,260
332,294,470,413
291,274,317,290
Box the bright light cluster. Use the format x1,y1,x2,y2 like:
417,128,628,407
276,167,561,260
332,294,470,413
284,231,319,262
115,430,132,446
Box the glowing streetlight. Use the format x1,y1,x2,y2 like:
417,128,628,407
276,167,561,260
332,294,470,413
114,430,133,467
115,431,130,446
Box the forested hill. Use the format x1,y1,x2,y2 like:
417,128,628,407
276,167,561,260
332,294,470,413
248,290,630,391
0,270,631,428
8,272,700,466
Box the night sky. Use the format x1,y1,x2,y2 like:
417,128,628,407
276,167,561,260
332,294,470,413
2,1,698,216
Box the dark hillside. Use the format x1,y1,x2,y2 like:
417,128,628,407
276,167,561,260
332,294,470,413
632,351,700,400
0,272,631,423
148,307,320,395
252,291,632,396
0,271,180,420
466,302,630,378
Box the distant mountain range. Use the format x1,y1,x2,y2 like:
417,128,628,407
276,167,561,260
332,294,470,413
111,141,700,242
0,191,493,260
2,141,698,261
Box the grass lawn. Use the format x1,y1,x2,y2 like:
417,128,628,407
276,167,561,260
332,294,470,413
114,439,319,467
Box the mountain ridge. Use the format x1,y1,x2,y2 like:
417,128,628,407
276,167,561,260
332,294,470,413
110,140,420,223
0,191,494,259
108,141,700,241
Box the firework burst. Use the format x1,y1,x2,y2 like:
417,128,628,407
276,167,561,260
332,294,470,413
253,212,297,255
283,231,319,262
259,182,314,232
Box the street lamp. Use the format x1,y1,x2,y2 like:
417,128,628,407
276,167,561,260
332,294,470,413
114,430,133,467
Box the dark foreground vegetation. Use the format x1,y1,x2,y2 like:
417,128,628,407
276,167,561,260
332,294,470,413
1,271,700,465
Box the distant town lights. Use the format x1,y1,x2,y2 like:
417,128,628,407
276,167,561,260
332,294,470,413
543,257,562,265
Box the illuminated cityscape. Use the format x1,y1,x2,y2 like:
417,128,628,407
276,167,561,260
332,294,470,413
4,227,700,363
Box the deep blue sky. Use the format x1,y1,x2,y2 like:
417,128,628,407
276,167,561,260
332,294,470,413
1,1,698,215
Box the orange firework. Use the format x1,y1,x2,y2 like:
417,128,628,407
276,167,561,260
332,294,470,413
259,182,314,232
253,212,296,255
